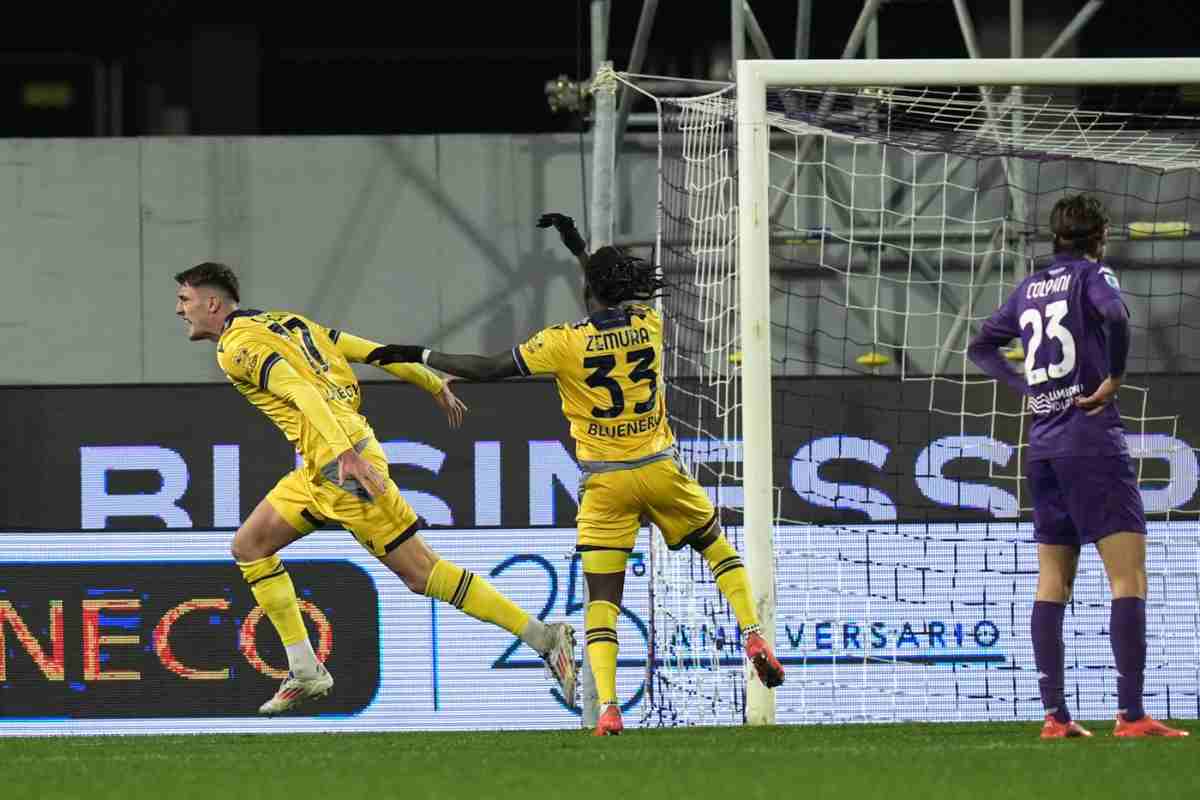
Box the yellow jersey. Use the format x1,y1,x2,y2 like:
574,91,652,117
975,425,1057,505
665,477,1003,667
513,304,675,462
217,309,443,481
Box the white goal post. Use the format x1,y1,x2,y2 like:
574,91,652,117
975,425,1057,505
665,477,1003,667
735,57,1200,725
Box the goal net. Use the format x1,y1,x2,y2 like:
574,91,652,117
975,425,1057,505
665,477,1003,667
618,59,1200,726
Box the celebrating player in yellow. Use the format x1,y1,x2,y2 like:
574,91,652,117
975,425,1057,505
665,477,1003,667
375,214,784,735
174,262,577,715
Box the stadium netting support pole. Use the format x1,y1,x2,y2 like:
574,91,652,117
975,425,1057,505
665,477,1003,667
736,60,777,726
580,60,618,730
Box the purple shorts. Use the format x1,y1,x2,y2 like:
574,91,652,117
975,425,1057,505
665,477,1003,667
1027,456,1146,546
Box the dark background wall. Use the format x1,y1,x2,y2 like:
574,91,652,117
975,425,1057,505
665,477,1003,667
3,2,1199,137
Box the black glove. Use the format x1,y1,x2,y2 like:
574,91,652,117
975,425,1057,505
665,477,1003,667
537,212,588,257
365,344,424,365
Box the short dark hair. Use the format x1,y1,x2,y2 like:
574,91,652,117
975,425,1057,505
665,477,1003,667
175,262,240,303
1050,194,1109,257
586,246,665,305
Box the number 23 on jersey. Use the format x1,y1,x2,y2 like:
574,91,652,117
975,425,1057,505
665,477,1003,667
1020,300,1076,385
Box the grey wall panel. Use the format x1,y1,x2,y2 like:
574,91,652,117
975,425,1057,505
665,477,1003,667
0,133,659,385
0,140,141,384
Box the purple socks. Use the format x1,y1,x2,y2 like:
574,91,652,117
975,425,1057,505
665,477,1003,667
1110,596,1146,721
1031,600,1069,722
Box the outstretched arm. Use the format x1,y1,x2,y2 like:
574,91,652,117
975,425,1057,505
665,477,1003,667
334,331,444,393
333,330,468,427
537,212,589,271
366,345,520,382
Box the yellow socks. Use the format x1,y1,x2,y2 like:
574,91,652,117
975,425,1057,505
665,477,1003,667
239,554,320,676
425,558,531,638
700,535,761,636
586,600,620,706
239,555,307,645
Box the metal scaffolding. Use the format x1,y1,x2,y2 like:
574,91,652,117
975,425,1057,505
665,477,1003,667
584,0,1113,385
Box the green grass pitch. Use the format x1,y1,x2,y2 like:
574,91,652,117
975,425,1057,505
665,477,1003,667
4,721,1197,800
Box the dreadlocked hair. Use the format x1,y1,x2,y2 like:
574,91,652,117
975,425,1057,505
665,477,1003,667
1050,194,1109,257
585,246,667,305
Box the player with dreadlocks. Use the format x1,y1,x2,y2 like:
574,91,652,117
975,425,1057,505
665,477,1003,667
376,212,784,736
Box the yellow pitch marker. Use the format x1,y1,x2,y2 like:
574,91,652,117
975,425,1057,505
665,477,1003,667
1128,221,1191,239
729,350,743,365
856,351,891,370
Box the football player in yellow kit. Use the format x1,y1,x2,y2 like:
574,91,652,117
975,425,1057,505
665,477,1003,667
373,215,784,735
174,262,576,714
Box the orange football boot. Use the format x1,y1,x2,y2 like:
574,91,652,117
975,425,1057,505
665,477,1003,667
1113,714,1190,737
745,631,785,688
1040,714,1093,739
593,703,624,736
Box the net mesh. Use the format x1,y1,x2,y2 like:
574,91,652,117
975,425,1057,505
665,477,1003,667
624,73,1200,725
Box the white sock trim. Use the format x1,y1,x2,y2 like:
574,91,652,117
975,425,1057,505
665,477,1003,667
520,618,553,654
285,639,320,677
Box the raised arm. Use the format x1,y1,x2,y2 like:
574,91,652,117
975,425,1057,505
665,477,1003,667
537,212,589,271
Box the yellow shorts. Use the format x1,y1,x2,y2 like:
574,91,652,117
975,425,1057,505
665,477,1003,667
266,438,421,558
576,454,717,572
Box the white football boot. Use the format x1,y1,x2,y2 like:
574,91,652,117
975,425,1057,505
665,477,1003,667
542,622,579,707
258,664,334,715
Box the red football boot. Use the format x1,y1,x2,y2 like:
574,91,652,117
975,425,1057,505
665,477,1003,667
593,703,624,737
1114,713,1190,737
745,631,785,688
1040,714,1093,739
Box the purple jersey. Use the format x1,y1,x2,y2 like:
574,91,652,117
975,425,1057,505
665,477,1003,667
968,255,1130,461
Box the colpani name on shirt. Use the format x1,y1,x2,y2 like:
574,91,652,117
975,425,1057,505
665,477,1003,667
1026,273,1072,299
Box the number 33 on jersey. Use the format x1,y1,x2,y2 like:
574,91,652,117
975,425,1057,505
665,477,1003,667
512,304,675,462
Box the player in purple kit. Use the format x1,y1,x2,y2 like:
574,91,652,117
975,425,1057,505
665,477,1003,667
969,194,1187,738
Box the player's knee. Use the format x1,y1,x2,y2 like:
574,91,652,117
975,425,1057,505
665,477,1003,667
1035,572,1073,603
1109,567,1147,599
230,527,274,566
396,554,437,595
230,535,256,564
585,571,625,606
398,568,427,594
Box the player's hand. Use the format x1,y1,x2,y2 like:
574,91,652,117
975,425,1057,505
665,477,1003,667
434,378,469,429
336,448,389,498
537,212,588,257
1074,376,1121,416
537,212,575,232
